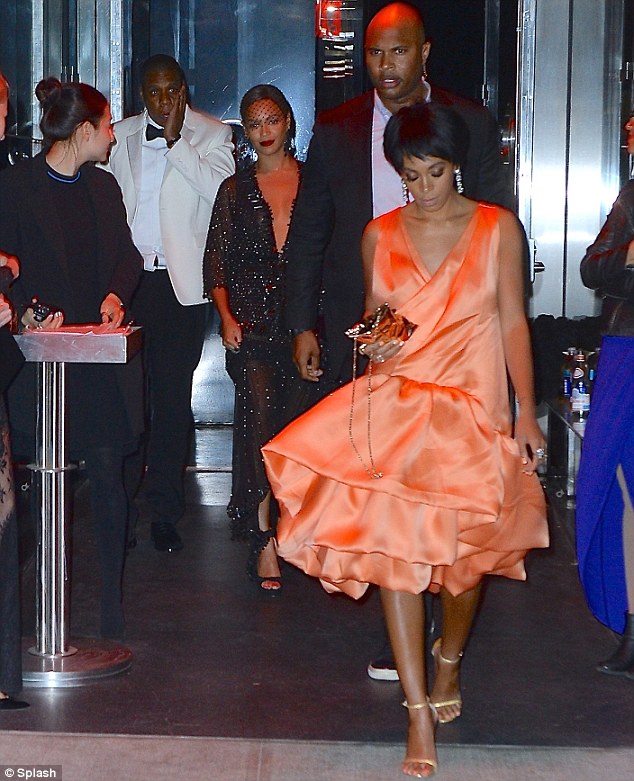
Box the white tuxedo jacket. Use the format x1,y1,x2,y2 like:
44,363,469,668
106,106,234,305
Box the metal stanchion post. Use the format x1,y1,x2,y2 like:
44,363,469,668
31,361,76,658
16,327,141,687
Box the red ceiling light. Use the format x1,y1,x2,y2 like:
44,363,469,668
315,0,342,40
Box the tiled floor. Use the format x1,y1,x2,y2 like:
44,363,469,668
6,428,634,749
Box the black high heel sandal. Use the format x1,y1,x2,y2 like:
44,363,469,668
247,528,282,595
596,613,634,675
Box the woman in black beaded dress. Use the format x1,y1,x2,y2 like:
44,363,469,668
204,85,301,593
0,78,143,639
0,255,28,709
0,264,28,710
0,71,29,708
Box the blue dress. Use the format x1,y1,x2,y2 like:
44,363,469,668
576,336,634,633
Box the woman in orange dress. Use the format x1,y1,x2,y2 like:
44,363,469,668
263,103,548,778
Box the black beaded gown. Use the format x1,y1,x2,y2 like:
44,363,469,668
204,164,301,540
0,312,25,696
0,396,21,696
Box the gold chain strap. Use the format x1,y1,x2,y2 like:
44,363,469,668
349,337,383,479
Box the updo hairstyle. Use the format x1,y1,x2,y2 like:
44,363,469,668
36,77,108,143
383,103,469,175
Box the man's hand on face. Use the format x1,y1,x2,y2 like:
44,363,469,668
164,84,186,143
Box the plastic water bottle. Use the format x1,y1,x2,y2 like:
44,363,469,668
587,349,599,396
561,347,576,399
571,352,590,418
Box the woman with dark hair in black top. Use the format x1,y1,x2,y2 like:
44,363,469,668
0,77,143,640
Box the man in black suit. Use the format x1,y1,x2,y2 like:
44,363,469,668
288,1,512,392
285,2,513,681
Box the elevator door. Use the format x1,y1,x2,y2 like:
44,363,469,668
515,0,628,318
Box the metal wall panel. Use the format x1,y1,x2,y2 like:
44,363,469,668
43,0,63,82
77,0,97,83
517,0,626,318
518,0,570,317
108,0,124,121
566,0,623,317
0,0,125,154
77,0,124,120
31,0,45,149
234,0,315,154
134,0,315,155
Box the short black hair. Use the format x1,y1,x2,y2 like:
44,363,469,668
140,54,185,86
383,103,469,174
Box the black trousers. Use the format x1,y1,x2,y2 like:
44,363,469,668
130,270,207,526
83,445,128,639
0,510,21,696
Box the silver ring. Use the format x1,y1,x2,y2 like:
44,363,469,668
358,343,367,355
535,448,546,458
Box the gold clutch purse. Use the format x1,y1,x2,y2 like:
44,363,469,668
345,303,417,345
345,304,417,480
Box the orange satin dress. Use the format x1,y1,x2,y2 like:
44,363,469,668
263,203,548,599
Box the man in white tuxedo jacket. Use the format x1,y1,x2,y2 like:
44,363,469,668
107,54,234,552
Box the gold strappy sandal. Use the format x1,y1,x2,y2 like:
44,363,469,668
431,637,463,724
401,698,438,778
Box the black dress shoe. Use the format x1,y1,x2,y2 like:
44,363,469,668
151,522,183,552
0,697,30,710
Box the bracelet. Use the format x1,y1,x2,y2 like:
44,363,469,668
166,134,181,149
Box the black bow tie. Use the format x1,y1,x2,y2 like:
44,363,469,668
146,124,164,141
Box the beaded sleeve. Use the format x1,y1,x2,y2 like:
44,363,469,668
203,175,237,295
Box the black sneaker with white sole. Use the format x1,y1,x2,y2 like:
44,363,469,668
367,652,399,681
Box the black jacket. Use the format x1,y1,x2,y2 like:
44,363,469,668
0,328,23,395
581,180,634,335
285,87,513,383
0,153,144,455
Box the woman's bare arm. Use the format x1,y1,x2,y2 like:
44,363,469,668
497,209,545,474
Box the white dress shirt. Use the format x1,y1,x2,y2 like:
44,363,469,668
132,116,169,271
371,81,431,218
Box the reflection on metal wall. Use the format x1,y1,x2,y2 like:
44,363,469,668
0,0,124,162
315,0,364,112
516,0,626,318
